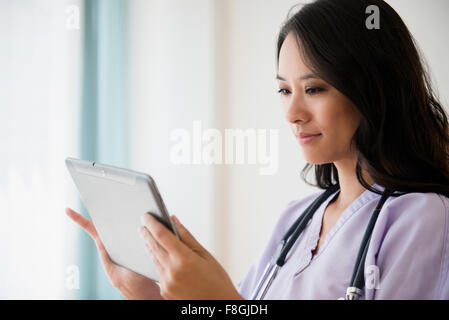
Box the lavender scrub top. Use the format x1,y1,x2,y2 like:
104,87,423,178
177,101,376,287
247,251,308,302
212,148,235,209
237,184,449,299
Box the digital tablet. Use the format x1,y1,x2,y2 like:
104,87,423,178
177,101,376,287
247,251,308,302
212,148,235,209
65,157,179,282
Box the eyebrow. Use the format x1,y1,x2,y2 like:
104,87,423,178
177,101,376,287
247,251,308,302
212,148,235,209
276,73,319,81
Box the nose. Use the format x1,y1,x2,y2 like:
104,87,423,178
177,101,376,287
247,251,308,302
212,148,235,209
284,93,309,124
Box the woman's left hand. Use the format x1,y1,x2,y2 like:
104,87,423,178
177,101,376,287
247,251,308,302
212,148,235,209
139,213,243,300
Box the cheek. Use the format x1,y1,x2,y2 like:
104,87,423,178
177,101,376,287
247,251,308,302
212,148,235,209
340,107,361,138
318,104,361,146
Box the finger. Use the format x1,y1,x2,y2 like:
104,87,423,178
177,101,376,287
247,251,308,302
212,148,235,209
141,213,189,257
144,241,163,268
141,234,165,275
93,234,117,274
139,225,169,262
65,208,98,239
171,215,207,255
65,208,116,274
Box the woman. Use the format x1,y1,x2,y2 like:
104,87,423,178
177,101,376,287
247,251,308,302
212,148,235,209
66,0,449,299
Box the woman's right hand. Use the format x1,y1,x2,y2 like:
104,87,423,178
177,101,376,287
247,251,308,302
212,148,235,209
65,207,163,300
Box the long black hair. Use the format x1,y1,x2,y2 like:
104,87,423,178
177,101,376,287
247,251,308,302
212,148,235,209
276,0,449,198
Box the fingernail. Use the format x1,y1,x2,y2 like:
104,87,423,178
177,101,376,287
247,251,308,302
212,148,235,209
172,215,180,225
138,226,145,238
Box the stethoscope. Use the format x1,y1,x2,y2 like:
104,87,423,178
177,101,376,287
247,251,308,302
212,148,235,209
250,183,394,300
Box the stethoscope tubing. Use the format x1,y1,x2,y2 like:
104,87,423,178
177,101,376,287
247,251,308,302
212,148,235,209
251,184,393,300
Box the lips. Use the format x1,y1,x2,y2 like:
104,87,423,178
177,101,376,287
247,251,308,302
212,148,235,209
298,133,321,138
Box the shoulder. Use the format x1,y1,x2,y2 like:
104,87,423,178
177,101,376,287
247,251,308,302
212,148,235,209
373,191,449,271
236,189,325,298
375,191,449,247
261,189,325,249
280,190,324,227
368,191,449,299
381,191,449,230
285,189,323,212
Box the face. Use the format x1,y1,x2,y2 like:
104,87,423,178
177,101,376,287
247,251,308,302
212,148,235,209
277,32,362,165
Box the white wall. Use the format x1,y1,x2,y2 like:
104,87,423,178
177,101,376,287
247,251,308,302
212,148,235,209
0,0,82,298
388,0,449,108
128,0,449,287
128,0,217,260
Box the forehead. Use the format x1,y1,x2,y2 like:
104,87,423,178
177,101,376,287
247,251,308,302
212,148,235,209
278,32,312,76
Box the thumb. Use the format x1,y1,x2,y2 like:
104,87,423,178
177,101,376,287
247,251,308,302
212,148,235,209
172,215,208,257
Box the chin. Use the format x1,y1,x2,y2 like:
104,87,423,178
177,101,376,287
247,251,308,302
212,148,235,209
303,155,332,165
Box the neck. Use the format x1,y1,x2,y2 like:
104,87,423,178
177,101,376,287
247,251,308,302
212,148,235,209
332,156,375,210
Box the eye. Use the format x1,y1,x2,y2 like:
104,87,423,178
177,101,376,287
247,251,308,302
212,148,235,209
305,87,323,95
277,88,291,96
